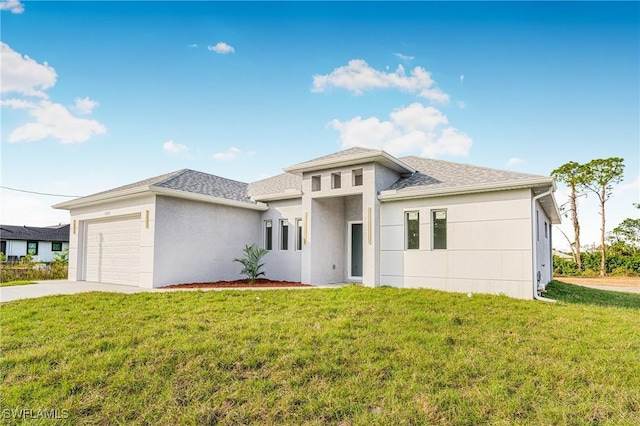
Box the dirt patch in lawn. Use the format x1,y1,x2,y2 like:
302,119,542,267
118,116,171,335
557,276,640,288
162,279,312,289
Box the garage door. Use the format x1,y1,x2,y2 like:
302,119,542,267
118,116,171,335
84,215,141,286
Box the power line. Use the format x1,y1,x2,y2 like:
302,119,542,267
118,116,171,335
1,186,82,198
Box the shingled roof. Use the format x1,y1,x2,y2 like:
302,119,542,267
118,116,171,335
246,173,301,199
0,224,70,242
386,156,552,193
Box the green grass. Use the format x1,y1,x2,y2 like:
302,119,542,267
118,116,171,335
546,280,640,309
0,280,37,287
2,287,639,425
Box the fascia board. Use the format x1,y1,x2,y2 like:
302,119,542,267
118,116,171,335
151,187,268,211
52,186,152,210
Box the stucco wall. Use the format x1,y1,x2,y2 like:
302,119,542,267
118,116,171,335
535,200,553,289
67,194,156,287
259,198,302,282
380,189,535,299
153,196,261,287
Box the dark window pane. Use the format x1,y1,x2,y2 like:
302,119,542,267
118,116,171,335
265,221,272,250
433,210,447,250
406,211,419,250
281,223,289,250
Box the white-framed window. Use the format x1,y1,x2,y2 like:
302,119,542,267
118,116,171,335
312,175,321,191
295,218,303,250
280,219,289,251
432,210,447,250
352,168,363,186
331,172,341,189
405,211,419,250
264,220,273,250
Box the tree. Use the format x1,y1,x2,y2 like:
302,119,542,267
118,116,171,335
579,157,625,276
610,218,640,251
551,161,584,270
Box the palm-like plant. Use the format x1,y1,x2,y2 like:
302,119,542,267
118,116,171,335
233,244,269,284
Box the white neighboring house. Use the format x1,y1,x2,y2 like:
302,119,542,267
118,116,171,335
53,147,560,299
0,224,70,262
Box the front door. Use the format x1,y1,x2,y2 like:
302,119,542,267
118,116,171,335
350,222,363,278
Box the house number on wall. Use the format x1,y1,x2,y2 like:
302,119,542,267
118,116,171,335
104,212,111,216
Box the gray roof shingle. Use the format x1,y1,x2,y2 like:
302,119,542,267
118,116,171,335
0,224,70,242
246,173,301,198
156,170,251,203
385,156,550,193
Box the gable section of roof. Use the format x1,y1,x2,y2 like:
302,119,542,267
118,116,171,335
0,224,70,242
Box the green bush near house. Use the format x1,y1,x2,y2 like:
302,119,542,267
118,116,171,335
1,286,639,425
233,244,269,284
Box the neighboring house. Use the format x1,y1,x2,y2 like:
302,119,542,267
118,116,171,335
53,147,560,300
0,224,70,262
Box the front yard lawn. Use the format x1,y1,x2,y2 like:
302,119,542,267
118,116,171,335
1,286,639,425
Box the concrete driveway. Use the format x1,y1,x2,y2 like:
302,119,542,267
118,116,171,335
0,280,154,303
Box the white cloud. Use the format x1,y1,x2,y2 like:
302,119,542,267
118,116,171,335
460,74,464,83
1,43,106,144
393,52,414,61
6,100,106,144
312,59,449,103
74,97,99,115
328,102,472,158
615,174,640,195
1,42,57,98
189,43,198,48
162,139,188,154
208,42,235,54
213,147,255,160
507,157,525,168
0,0,24,14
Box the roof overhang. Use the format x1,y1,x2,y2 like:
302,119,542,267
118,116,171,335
54,185,269,212
379,176,562,224
283,150,415,176
250,189,303,202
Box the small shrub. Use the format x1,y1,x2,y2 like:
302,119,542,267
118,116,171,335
233,244,269,284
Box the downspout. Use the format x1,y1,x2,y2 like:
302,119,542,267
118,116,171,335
532,187,556,303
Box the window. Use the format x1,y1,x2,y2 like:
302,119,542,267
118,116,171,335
312,175,321,191
406,211,419,250
0,241,6,256
27,241,38,255
295,218,303,250
544,221,548,239
52,242,63,252
432,210,447,250
331,172,341,189
280,220,289,250
353,168,363,186
264,220,273,250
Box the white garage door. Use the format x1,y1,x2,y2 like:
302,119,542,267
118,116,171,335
84,215,141,286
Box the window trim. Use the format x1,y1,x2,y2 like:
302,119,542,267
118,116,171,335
432,209,447,250
264,220,273,251
51,242,63,252
27,241,38,256
279,219,289,251
295,218,303,251
352,168,363,186
331,172,341,189
405,210,420,250
311,175,321,192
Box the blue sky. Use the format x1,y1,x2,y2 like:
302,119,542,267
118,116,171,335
1,1,638,250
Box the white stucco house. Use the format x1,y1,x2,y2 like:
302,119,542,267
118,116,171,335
54,147,560,300
0,224,70,262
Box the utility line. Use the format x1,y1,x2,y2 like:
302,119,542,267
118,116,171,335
1,186,81,198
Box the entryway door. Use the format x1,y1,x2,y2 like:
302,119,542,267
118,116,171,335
349,222,363,279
